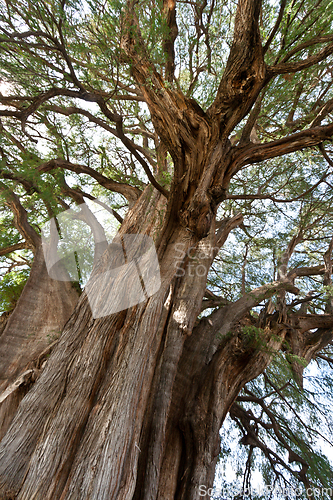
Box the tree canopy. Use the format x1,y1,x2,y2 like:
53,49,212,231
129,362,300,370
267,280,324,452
1,0,333,498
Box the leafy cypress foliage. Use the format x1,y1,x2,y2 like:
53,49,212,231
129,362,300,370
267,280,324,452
1,0,333,497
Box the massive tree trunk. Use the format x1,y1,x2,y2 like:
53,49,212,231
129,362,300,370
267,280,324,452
0,183,298,500
1,0,333,498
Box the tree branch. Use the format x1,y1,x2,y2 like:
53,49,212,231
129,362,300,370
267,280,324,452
1,83,167,197
239,90,265,145
162,0,178,82
113,119,169,198
208,0,265,131
58,177,124,224
317,353,333,365
0,182,40,249
226,170,329,203
263,0,287,55
269,38,333,76
0,242,27,257
215,212,244,250
288,313,333,334
45,104,157,167
287,264,325,279
226,122,333,181
37,158,141,207
203,279,299,356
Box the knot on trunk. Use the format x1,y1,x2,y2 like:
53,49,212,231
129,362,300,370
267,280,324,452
209,185,227,204
181,200,214,239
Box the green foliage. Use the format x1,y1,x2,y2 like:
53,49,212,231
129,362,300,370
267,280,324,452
285,353,308,368
0,268,29,312
159,170,172,188
0,0,333,495
239,325,266,350
217,352,333,499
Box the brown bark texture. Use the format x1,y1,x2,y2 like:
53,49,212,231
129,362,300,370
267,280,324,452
0,245,79,440
0,0,333,499
0,191,279,500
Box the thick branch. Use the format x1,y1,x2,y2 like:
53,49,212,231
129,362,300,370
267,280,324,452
239,90,265,145
287,264,325,279
0,182,40,249
162,0,178,82
269,39,333,76
289,313,333,334
226,123,333,182
278,229,303,280
0,242,27,257
120,0,212,165
208,0,265,128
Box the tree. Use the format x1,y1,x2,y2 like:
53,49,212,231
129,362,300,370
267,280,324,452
0,0,333,498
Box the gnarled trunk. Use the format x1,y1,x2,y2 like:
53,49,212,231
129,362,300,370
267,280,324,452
1,0,333,497
0,185,286,500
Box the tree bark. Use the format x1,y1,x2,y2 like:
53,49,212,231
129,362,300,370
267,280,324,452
0,180,299,500
1,0,333,494
0,244,79,440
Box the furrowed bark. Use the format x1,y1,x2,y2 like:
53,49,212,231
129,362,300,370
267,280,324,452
0,244,79,440
0,182,80,439
133,245,297,500
176,328,287,499
0,181,241,500
137,228,217,500
151,303,289,499
0,176,314,500
208,0,266,134
1,1,333,498
162,0,178,82
0,188,171,500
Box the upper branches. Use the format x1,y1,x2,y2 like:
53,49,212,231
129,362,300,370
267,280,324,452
0,86,169,197
268,36,333,77
0,181,40,250
162,0,178,82
0,1,171,198
207,0,266,132
225,123,333,185
2,0,333,246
